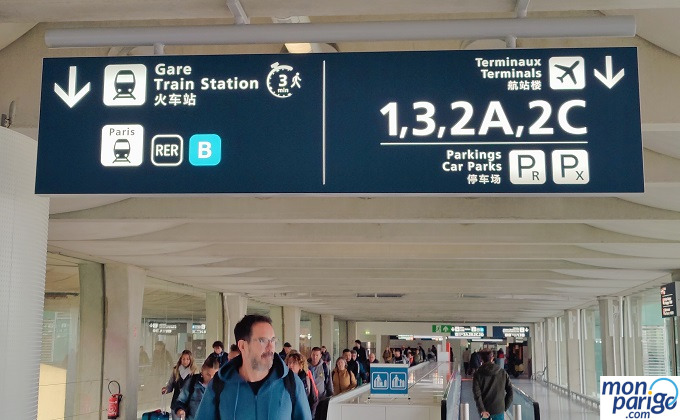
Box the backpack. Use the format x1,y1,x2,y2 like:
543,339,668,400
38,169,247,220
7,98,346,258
307,369,319,398
213,369,297,420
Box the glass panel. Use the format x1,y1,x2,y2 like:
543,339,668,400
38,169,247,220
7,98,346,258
300,311,321,358
640,288,672,376
39,254,87,420
557,316,568,387
137,278,206,416
581,306,603,398
300,318,312,357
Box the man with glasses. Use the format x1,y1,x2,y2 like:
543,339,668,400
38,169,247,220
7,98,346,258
195,314,312,419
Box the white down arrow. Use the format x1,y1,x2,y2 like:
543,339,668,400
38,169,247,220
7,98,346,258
593,56,625,89
54,66,91,108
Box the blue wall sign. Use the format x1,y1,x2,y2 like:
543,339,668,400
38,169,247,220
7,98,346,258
369,363,409,396
36,47,643,195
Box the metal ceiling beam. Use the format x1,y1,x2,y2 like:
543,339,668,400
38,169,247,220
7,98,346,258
226,0,250,25
45,16,635,48
507,0,531,48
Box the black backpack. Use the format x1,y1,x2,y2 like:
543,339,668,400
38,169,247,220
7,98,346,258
213,370,297,420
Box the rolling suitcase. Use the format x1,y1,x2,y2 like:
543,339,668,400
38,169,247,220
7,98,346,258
141,410,169,420
141,393,171,420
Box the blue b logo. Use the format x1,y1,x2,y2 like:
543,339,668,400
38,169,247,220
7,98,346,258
189,134,221,166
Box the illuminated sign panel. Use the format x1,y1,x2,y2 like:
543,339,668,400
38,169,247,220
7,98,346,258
491,326,531,339
450,326,486,338
661,282,678,318
36,48,642,194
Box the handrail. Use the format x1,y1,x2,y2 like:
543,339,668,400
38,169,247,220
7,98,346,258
441,361,461,420
541,381,600,410
510,384,541,420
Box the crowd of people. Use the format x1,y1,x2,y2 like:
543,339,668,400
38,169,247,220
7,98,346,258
147,317,455,420
150,316,386,420
462,346,523,378
147,325,520,420
381,343,437,366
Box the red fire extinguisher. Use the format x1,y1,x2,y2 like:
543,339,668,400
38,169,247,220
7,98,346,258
107,380,122,419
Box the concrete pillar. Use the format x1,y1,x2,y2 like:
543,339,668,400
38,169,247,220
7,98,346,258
102,264,146,420
269,305,283,347
623,295,644,376
380,334,391,360
374,335,381,359
599,297,623,376
565,309,583,393
337,321,347,354
310,313,321,349
283,306,301,350
450,339,465,363
0,128,50,420
205,291,224,349
224,294,247,346
321,314,334,350
73,263,105,419
546,317,559,384
347,321,358,348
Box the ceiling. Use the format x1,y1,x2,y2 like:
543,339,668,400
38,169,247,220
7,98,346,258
6,0,680,323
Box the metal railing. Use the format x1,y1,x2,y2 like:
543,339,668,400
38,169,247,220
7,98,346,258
510,384,540,420
441,361,462,420
541,381,600,411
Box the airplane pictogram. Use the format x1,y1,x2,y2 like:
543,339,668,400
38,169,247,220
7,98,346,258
549,56,585,90
554,60,580,84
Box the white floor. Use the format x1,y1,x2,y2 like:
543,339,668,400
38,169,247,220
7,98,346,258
509,379,600,420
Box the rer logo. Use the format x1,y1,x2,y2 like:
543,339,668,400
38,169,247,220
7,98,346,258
600,376,679,419
151,135,183,167
189,134,221,166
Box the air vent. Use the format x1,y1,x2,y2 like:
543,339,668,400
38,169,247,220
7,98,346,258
357,293,404,298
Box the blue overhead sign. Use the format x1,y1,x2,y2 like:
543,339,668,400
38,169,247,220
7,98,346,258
492,326,531,340
450,326,487,338
369,363,409,397
36,47,643,195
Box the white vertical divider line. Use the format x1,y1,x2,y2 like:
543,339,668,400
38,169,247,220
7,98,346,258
322,60,326,185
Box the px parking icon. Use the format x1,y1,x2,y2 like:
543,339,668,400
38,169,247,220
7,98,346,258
189,134,222,166
552,150,589,184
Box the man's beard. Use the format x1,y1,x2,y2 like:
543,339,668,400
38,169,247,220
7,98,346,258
251,351,274,372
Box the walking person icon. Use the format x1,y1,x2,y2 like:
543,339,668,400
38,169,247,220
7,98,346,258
292,72,302,88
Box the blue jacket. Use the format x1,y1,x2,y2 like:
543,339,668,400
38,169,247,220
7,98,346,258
175,374,207,420
195,353,312,420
